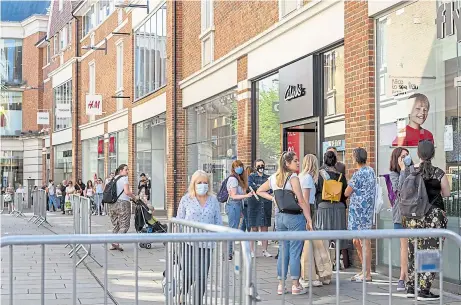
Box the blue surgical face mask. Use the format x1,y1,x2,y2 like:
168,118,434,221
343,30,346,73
235,166,244,175
403,155,412,166
195,183,209,196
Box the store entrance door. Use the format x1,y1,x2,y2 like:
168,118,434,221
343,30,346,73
282,119,320,161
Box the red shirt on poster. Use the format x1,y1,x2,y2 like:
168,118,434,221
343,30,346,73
392,125,434,147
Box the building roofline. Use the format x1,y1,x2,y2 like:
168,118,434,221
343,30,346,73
46,0,54,38
35,34,48,47
20,14,49,27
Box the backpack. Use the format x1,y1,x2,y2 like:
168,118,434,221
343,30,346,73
102,176,124,204
319,170,342,203
399,166,433,219
217,175,235,203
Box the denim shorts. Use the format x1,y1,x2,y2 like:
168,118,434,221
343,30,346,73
393,223,404,229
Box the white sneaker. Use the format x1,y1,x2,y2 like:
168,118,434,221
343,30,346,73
251,252,255,258
300,279,323,287
262,250,273,257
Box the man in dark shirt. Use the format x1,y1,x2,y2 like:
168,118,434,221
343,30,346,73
138,173,151,201
321,146,346,175
60,180,67,215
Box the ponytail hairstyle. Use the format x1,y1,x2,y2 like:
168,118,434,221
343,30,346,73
300,154,319,183
275,151,297,188
115,164,128,176
417,140,435,180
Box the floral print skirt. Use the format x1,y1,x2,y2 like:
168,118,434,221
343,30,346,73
406,207,447,291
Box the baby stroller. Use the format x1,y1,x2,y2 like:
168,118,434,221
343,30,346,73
134,199,167,249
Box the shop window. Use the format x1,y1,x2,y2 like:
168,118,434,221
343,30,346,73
0,151,23,188
0,91,22,136
186,90,237,193
279,0,300,19
375,1,460,282
53,80,72,131
134,3,167,100
108,129,128,174
54,143,72,184
254,74,281,175
0,39,23,85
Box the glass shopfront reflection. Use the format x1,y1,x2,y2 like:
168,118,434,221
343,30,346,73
376,1,461,283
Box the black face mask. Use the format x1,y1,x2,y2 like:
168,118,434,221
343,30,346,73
256,166,265,172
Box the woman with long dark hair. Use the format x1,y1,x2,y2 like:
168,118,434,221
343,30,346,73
400,141,450,300
226,160,253,260
257,151,312,295
389,147,411,291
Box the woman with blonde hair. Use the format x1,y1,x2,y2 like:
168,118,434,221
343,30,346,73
226,160,253,260
257,151,312,295
178,170,222,304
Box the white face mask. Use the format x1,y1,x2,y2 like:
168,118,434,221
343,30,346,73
195,183,209,196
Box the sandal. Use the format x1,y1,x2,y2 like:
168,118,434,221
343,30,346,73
350,273,362,281
354,275,372,282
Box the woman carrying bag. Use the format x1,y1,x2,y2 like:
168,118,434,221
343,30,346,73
257,151,313,295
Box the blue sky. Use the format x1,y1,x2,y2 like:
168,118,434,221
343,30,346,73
1,0,50,22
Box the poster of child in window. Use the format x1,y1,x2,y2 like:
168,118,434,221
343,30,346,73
392,93,434,147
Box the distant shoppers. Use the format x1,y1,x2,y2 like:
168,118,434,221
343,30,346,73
48,180,58,212
257,151,312,296
138,173,151,201
65,181,76,213
247,159,273,257
95,178,104,215
345,148,376,283
321,146,346,175
226,160,253,260
389,147,411,291
240,166,253,233
75,179,86,196
85,180,96,215
5,183,14,213
60,180,67,214
109,164,137,251
402,140,450,300
177,170,223,305
315,151,348,269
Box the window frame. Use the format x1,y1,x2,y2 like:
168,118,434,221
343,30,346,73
46,44,50,64
53,80,72,131
116,40,124,92
279,0,302,19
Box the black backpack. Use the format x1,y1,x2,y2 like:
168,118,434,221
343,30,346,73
217,175,235,203
102,176,124,204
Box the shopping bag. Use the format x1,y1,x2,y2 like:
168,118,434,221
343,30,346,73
312,239,333,278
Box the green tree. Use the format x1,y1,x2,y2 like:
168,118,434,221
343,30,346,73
258,88,281,157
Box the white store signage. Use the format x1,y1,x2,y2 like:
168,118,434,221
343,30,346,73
37,112,50,125
86,94,103,116
56,104,71,118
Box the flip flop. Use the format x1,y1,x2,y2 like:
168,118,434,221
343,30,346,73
350,273,362,281
354,275,372,283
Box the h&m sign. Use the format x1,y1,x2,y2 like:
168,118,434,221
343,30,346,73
436,1,461,42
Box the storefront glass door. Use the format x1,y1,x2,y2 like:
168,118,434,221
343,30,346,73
282,120,319,161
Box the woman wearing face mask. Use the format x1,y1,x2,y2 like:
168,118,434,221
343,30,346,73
389,147,411,291
247,159,273,257
226,160,253,260
177,170,223,305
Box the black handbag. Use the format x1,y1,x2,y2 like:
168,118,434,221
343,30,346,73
273,175,302,214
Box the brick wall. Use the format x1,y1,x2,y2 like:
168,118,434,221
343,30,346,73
22,32,45,132
344,0,376,269
236,55,252,167
166,0,187,217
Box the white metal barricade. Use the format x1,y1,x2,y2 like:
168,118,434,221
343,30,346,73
67,194,101,267
11,193,25,217
27,190,49,226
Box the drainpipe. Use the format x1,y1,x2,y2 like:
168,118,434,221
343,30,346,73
71,12,80,180
172,1,178,217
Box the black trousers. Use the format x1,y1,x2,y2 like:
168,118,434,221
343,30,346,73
181,245,211,304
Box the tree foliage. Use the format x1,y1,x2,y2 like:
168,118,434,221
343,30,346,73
258,88,281,158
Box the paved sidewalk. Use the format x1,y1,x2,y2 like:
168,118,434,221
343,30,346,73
2,211,461,305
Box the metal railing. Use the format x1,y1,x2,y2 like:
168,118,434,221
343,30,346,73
27,189,49,227
166,218,253,305
66,194,101,267
10,192,26,217
1,229,461,305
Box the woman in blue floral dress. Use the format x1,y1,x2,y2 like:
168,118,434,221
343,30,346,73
345,147,376,282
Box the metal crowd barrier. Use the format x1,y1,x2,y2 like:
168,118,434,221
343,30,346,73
1,229,461,305
166,218,252,305
28,190,49,227
67,194,101,267
0,194,6,214
11,192,25,217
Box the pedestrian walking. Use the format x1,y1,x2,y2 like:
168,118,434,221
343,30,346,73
345,147,376,283
177,170,222,305
257,151,312,295
60,180,67,214
389,147,411,291
400,140,450,300
247,159,273,257
47,180,58,212
108,164,137,251
85,180,96,215
5,183,14,213
226,160,253,260
95,178,104,215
